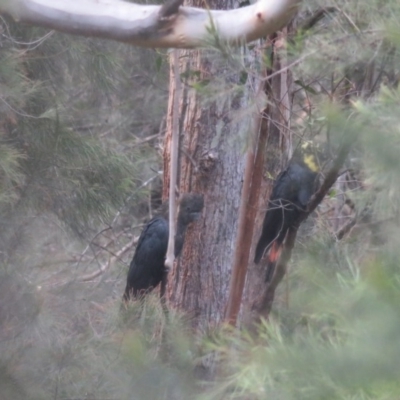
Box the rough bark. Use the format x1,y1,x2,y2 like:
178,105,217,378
225,74,268,325
0,0,301,49
163,1,265,330
242,29,293,326
226,27,294,326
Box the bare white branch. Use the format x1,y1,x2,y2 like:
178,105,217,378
0,0,301,48
165,50,180,270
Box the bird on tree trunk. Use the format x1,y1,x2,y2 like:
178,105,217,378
123,193,204,301
254,141,323,282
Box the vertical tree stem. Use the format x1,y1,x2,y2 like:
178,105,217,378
162,50,181,298
225,81,269,325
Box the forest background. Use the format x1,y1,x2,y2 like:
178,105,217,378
1,0,400,399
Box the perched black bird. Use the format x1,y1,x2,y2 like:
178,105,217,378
123,193,204,300
254,142,322,282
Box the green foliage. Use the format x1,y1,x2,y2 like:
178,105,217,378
0,17,171,400
0,19,167,238
197,232,400,399
0,288,200,400
3,253,400,400
19,117,136,233
0,143,25,206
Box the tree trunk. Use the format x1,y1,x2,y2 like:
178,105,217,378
243,28,294,325
163,1,261,330
163,5,295,328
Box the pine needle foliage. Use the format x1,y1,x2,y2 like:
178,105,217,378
199,250,400,400
0,18,167,237
0,143,26,206
19,118,134,233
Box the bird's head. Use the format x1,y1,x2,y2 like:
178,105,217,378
178,193,204,225
296,140,328,173
300,141,319,172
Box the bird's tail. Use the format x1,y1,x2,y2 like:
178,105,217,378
265,241,283,282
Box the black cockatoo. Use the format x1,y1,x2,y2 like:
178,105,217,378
254,142,322,281
123,193,204,300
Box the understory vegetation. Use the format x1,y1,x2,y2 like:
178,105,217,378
1,0,400,398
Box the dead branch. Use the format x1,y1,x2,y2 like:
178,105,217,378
336,215,357,240
79,237,136,282
162,50,181,299
45,237,136,287
306,136,356,216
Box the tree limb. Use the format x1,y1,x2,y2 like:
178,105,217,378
79,237,136,282
0,0,301,49
45,237,136,287
159,0,184,20
306,135,356,217
335,215,357,240
252,226,297,320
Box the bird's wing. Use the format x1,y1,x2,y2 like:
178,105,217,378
272,166,303,203
133,217,168,260
297,169,318,207
129,216,169,277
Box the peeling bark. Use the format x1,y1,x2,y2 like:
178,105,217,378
225,73,269,326
242,29,293,326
